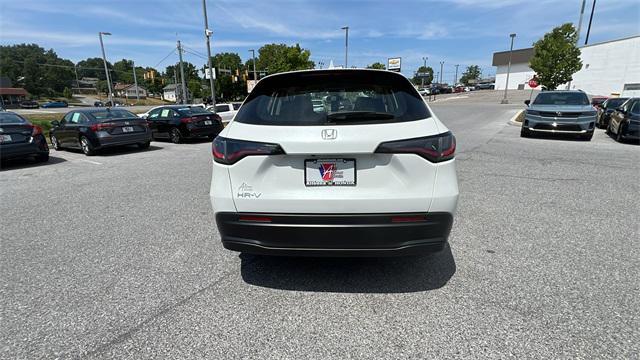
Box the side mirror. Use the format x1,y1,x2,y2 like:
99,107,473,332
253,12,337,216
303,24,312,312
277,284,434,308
51,120,59,127
524,100,530,106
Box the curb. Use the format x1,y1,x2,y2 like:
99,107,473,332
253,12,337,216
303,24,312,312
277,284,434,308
508,109,525,126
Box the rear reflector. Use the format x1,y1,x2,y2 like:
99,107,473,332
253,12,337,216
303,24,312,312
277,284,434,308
239,215,272,223
391,215,427,223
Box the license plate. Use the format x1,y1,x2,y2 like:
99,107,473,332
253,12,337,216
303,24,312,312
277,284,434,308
305,158,356,186
204,120,213,125
122,126,134,133
0,135,12,143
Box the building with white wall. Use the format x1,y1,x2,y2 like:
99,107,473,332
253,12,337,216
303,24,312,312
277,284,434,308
492,35,640,96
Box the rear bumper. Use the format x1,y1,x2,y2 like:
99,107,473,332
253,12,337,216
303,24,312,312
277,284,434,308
185,124,223,138
215,212,453,257
95,132,152,148
0,136,49,160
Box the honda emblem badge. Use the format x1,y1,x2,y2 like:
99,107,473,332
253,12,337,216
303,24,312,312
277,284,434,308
321,129,337,140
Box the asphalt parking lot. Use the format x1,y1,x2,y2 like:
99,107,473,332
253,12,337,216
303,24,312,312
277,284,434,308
1,97,639,358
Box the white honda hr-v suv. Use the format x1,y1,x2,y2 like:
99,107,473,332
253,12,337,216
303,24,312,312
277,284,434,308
210,69,458,256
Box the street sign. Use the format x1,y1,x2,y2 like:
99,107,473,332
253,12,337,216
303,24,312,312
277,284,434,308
388,57,401,72
203,67,216,80
528,78,538,88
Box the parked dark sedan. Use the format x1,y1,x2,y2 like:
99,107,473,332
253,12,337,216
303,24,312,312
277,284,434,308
0,112,49,163
607,97,640,143
41,101,68,108
50,108,151,155
146,105,223,143
596,97,628,128
20,100,39,109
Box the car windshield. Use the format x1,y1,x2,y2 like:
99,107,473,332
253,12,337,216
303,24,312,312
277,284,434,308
89,109,137,120
0,113,27,124
533,92,589,105
605,98,628,109
234,70,430,126
177,107,211,115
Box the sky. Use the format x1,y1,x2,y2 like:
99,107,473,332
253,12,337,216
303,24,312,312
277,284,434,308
1,0,638,82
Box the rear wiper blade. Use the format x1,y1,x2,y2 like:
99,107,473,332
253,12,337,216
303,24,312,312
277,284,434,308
326,111,394,122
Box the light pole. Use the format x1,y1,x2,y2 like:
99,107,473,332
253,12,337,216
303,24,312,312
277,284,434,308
202,0,216,107
132,60,140,102
421,56,428,88
98,32,113,106
567,0,586,89
249,49,257,82
439,61,444,84
341,26,349,68
454,64,459,85
501,33,516,104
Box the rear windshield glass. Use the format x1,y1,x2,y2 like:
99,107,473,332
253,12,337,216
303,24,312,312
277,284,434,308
0,113,28,124
234,70,430,126
533,92,589,105
89,109,137,120
177,107,211,116
232,103,241,110
604,98,628,109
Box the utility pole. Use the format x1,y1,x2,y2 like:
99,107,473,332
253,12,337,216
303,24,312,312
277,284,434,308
585,0,596,45
98,32,113,106
249,49,257,82
501,33,516,104
202,0,216,107
177,40,187,104
73,64,80,95
421,56,428,88
439,61,444,84
568,0,586,89
341,26,349,68
454,64,460,85
132,60,140,102
173,63,179,104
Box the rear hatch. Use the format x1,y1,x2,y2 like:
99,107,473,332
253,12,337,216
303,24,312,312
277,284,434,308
216,70,453,214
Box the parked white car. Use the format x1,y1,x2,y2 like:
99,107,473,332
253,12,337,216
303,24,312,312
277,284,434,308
210,69,459,256
137,106,163,119
207,103,241,123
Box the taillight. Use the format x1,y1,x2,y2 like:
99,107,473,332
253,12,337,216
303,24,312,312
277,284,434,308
30,125,43,136
212,136,285,165
375,132,456,163
391,215,427,223
90,122,117,131
180,117,194,124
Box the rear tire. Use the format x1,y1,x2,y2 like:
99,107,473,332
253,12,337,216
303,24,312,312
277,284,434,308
80,136,95,156
170,128,182,144
605,124,611,135
138,141,151,149
616,126,624,143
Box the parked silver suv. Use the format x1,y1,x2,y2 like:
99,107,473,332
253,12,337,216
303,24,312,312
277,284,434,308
522,90,597,140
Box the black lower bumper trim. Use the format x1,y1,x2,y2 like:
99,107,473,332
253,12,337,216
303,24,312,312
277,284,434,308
215,212,453,257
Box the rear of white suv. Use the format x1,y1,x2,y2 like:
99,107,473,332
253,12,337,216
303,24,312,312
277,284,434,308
210,69,458,256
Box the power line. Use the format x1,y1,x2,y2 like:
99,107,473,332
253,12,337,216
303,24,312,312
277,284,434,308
152,49,177,69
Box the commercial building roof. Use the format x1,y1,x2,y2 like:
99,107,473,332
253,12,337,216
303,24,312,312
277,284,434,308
0,88,29,96
492,48,534,66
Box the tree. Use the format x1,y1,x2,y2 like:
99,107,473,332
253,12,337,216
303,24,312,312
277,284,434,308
256,43,314,74
366,62,386,70
459,65,482,85
77,57,111,80
529,23,582,90
63,87,73,99
411,66,434,86
0,44,75,96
